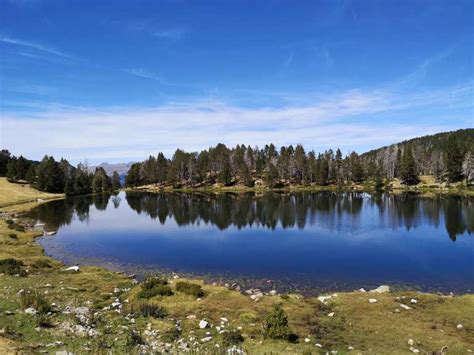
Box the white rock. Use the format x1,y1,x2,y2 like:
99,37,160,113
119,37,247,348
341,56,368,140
24,307,37,315
304,337,311,343
358,288,366,293
410,299,418,304
199,320,209,329
408,339,414,346
220,317,228,323
457,324,463,330
318,295,332,304
370,285,390,293
316,343,322,348
368,298,377,303
201,336,212,342
62,266,79,272
328,312,335,317
409,347,420,353
74,306,90,315
187,314,196,320
348,346,354,350
400,304,412,310
269,290,278,296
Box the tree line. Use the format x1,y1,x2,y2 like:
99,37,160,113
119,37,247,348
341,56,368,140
0,150,121,195
125,130,473,188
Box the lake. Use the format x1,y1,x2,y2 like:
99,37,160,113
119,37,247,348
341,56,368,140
27,191,474,294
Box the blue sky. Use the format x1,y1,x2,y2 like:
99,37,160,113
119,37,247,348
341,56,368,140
0,0,472,164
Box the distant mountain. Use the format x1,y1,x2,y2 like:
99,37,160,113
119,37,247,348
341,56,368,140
89,162,135,176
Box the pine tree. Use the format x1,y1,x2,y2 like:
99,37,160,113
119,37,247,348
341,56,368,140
125,163,142,188
112,171,122,190
400,148,419,185
445,135,464,182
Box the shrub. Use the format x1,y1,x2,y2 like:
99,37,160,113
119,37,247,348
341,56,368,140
175,281,204,298
8,233,18,239
19,289,51,314
31,258,52,269
161,327,181,343
263,304,291,340
14,225,26,232
0,258,25,276
126,330,144,348
222,329,244,347
131,301,167,318
35,314,53,328
137,276,173,299
5,219,14,225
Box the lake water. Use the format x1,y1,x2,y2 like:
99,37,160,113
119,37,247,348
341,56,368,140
27,192,474,294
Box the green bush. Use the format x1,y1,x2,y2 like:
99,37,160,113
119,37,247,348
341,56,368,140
31,258,52,269
5,219,14,225
0,258,25,276
175,281,205,298
8,233,18,239
36,314,53,328
19,289,51,314
131,301,167,318
263,304,291,340
126,330,144,348
137,276,173,299
222,329,244,346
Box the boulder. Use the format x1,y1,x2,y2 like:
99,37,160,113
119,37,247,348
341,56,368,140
368,298,378,303
62,266,80,272
199,320,209,329
370,285,390,293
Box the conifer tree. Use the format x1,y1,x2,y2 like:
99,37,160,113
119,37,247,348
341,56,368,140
400,148,419,185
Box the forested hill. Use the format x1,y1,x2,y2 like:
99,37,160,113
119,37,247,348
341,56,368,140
1,128,473,194
360,129,474,180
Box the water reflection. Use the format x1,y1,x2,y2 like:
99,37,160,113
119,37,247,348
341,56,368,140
28,192,473,242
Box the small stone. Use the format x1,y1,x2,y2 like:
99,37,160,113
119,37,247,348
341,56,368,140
394,308,400,313
370,285,390,293
318,295,332,304
186,315,196,320
199,320,209,329
409,347,420,353
408,339,414,346
62,266,80,272
328,312,335,317
400,304,412,310
348,346,354,350
269,290,278,296
201,336,212,342
316,343,322,348
24,307,37,315
368,298,377,303
457,324,463,330
358,288,366,293
410,299,418,304
220,317,228,323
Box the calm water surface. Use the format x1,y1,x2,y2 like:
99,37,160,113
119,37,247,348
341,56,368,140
27,192,474,293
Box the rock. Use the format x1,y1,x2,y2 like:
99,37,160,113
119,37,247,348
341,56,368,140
457,324,463,330
318,295,332,304
358,288,366,293
316,343,323,348
408,339,414,346
187,315,196,320
24,307,37,315
410,299,418,304
409,347,420,353
304,338,311,343
394,308,400,313
62,266,80,272
368,298,377,303
348,346,354,350
400,304,412,310
74,307,90,315
269,290,278,296
111,302,121,309
328,312,335,317
56,351,73,355
220,317,228,323
370,285,390,293
199,320,209,329
201,336,212,342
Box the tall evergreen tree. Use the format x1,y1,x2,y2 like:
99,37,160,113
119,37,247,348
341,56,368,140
399,148,419,185
112,171,122,190
444,135,464,182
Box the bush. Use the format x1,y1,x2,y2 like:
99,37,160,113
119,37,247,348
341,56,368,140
126,330,144,348
222,329,244,347
36,314,53,328
263,304,291,340
8,233,18,239
175,281,204,298
5,219,14,225
7,223,25,232
137,276,173,299
131,301,167,318
19,289,51,314
0,258,25,276
31,258,52,269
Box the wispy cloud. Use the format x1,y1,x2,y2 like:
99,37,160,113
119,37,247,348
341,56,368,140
152,28,187,41
0,36,76,60
2,84,471,164
123,68,165,83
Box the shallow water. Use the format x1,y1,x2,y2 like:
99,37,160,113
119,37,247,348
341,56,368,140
27,191,474,293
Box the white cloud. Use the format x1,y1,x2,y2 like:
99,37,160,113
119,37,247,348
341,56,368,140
0,36,76,60
2,86,470,164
